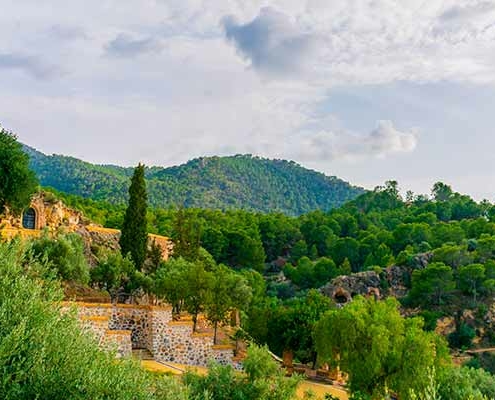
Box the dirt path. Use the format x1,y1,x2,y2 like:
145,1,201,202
466,347,495,354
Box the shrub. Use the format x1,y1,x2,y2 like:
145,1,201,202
0,240,183,399
438,366,495,400
91,250,134,298
30,231,90,284
448,323,476,349
184,344,300,400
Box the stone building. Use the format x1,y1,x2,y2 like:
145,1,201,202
0,191,82,232
0,191,171,261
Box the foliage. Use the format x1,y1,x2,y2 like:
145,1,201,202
26,147,364,215
120,163,148,270
0,240,187,400
408,263,455,307
90,250,134,298
205,264,252,343
183,345,301,400
458,264,485,302
267,290,332,365
172,207,202,261
0,128,38,214
284,257,340,289
30,231,90,284
154,257,191,314
314,296,450,399
183,260,213,332
448,322,476,349
437,366,495,400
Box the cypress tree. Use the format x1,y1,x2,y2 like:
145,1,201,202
120,163,148,270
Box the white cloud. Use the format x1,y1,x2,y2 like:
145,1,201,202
439,1,495,22
289,120,418,162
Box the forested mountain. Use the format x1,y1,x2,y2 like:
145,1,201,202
24,145,364,215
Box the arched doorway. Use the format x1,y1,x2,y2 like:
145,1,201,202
22,208,36,229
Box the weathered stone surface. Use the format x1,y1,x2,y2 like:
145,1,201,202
64,302,240,368
413,252,433,269
321,271,381,304
386,265,410,297
0,192,172,264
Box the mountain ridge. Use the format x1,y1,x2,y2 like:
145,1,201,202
23,145,365,215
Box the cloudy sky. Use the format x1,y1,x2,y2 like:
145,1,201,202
1,0,495,199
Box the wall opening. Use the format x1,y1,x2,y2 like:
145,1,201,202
22,208,36,229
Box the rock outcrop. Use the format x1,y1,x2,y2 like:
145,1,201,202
321,271,381,304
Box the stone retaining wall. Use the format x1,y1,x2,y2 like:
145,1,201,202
64,302,238,368
103,330,133,358
109,306,151,350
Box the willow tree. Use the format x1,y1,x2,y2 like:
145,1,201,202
314,296,450,399
120,163,148,270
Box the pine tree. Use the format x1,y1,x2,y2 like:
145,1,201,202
120,163,148,270
172,207,201,261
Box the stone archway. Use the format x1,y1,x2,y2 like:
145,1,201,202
22,207,37,229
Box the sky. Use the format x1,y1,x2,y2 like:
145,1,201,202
1,0,495,200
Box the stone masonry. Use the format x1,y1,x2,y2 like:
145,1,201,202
64,302,239,368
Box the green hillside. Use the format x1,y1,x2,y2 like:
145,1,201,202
24,146,364,215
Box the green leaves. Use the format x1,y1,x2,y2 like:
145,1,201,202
0,241,186,400
314,296,449,399
0,128,38,214
120,164,148,270
30,232,90,284
408,263,455,307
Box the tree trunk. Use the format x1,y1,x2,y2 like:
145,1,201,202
214,321,218,345
311,351,317,370
193,314,197,332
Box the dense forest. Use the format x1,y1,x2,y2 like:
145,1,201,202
51,179,495,399
24,145,364,215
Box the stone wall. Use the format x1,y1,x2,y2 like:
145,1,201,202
103,330,133,358
64,302,238,368
109,305,151,350
77,312,133,358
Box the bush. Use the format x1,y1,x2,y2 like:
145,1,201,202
0,240,184,399
438,366,495,400
30,232,90,284
419,310,443,332
183,345,300,400
448,323,476,349
91,250,135,297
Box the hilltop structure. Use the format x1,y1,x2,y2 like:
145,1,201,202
0,191,171,261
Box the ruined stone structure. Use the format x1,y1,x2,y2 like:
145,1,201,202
320,258,433,305
0,191,82,231
321,271,381,304
0,192,172,261
65,302,241,368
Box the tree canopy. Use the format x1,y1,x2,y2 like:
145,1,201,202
0,128,38,214
314,296,450,399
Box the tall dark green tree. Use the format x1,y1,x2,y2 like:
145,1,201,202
0,127,38,214
119,163,148,270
